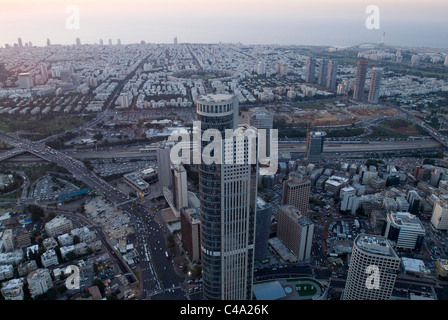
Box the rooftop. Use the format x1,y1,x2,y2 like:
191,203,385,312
355,234,398,257
279,205,313,227
389,212,425,231
198,93,235,104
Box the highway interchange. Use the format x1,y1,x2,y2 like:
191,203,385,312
0,129,184,299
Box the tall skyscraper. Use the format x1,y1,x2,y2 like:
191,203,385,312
282,173,311,216
326,59,338,90
255,197,272,261
157,147,172,188
40,64,49,82
277,205,314,261
367,67,383,104
197,93,258,300
306,131,326,163
256,61,266,75
343,234,400,300
352,60,369,101
305,57,316,83
249,112,273,156
180,207,201,262
17,37,23,48
75,37,81,46
174,37,178,45
99,39,104,46
318,59,329,87
406,190,421,215
46,38,51,47
171,163,188,211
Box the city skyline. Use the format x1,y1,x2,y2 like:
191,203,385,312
2,0,448,306
1,0,448,48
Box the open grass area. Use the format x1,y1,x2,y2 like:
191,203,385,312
296,284,318,297
378,119,426,135
0,115,93,137
362,127,407,140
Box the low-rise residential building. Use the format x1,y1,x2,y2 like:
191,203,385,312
1,278,25,300
41,249,59,268
27,268,53,299
0,264,14,281
45,216,73,237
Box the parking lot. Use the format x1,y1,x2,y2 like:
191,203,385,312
32,174,79,201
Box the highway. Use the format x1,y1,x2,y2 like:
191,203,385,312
0,129,183,299
42,139,444,161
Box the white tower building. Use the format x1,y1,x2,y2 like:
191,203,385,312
343,234,400,300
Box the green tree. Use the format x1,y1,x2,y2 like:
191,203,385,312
28,204,45,222
92,279,106,296
73,235,81,245
192,264,202,278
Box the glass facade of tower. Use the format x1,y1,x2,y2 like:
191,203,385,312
197,94,257,300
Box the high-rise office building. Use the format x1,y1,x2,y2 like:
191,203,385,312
255,197,272,261
352,60,369,101
17,38,23,48
431,201,448,231
367,67,383,104
180,207,201,262
75,37,81,46
406,190,421,215
46,38,51,47
40,64,49,82
174,37,178,45
326,60,338,90
171,163,188,211
117,39,121,45
343,234,400,300
256,61,266,75
305,57,316,83
306,131,326,163
197,93,258,300
318,59,329,87
157,147,172,188
282,173,311,216
249,112,273,157
277,205,314,261
383,212,425,250
99,39,104,46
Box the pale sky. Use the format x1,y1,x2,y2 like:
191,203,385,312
1,0,447,47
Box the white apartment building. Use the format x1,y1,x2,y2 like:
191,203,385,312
27,268,53,298
0,264,14,281
45,215,73,237
1,278,24,300
40,249,59,268
1,229,14,252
